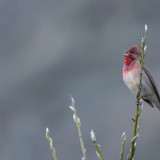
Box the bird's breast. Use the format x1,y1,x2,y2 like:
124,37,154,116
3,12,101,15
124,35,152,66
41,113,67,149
123,61,140,94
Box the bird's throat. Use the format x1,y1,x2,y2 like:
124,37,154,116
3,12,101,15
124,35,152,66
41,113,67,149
124,58,134,71
124,57,134,66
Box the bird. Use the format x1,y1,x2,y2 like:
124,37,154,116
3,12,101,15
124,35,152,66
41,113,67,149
123,45,160,109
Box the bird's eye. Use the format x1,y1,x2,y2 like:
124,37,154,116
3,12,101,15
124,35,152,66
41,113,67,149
129,51,135,54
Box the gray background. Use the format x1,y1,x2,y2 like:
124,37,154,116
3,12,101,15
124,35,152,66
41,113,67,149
1,0,160,160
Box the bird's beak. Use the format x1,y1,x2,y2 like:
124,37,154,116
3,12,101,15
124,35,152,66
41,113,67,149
123,50,129,57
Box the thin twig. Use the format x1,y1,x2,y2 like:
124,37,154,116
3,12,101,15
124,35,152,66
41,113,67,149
129,25,148,160
46,128,58,160
120,132,126,160
69,97,87,160
90,130,105,160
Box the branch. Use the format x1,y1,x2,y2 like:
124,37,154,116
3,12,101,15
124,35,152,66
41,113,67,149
120,132,126,160
90,130,105,160
69,97,87,160
46,128,58,160
129,24,148,160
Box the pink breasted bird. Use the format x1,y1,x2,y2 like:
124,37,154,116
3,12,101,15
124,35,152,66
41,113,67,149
123,45,160,109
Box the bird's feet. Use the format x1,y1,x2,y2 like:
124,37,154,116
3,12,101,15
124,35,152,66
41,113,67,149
137,84,144,90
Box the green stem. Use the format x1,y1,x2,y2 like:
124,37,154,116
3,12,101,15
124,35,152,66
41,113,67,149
120,141,125,160
46,129,58,160
129,26,147,160
77,123,87,160
130,104,140,160
50,147,58,160
71,98,87,160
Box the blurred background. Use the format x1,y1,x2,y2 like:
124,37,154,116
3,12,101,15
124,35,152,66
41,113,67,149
1,0,160,159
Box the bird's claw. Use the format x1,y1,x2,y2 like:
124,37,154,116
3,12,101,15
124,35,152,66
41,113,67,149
138,84,144,90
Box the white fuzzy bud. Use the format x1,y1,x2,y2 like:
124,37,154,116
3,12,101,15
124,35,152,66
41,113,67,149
139,99,144,111
53,147,56,154
49,137,53,147
46,128,49,138
69,105,75,111
139,102,143,111
132,134,140,143
121,132,126,141
96,151,102,160
145,24,148,32
144,45,147,52
77,117,81,124
90,130,96,142
73,113,76,121
46,128,49,133
70,96,74,104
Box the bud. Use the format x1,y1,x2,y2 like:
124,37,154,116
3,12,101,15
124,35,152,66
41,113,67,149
141,37,144,44
121,132,126,141
69,105,75,111
70,96,74,104
73,113,76,121
77,117,81,125
144,45,147,55
90,130,96,142
145,24,148,33
46,128,49,138
132,134,140,143
96,151,102,160
49,137,53,147
139,99,143,111
53,147,56,154
97,144,102,152
144,45,147,52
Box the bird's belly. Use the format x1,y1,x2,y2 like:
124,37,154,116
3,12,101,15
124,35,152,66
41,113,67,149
123,70,139,94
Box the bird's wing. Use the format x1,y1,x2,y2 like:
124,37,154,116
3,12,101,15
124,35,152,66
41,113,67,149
143,65,160,103
143,98,154,108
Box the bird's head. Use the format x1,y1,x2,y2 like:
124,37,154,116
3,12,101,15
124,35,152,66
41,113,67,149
123,45,141,61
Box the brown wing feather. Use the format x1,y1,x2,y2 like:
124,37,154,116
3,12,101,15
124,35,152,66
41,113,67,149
143,65,160,103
